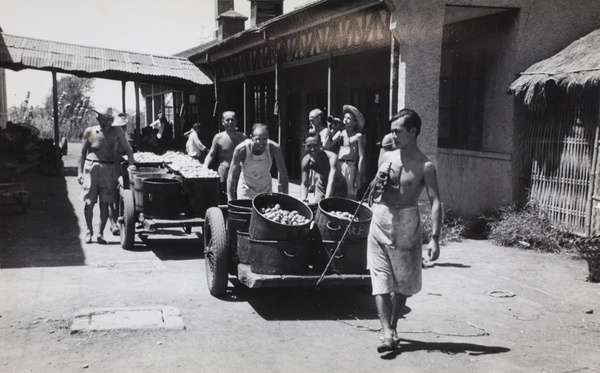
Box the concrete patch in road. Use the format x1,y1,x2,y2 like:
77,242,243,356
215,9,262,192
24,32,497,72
70,306,185,332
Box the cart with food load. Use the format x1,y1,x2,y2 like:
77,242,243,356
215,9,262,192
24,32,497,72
117,151,220,250
203,193,373,298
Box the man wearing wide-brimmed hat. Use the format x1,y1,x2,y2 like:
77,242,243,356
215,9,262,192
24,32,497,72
78,107,134,244
336,104,366,200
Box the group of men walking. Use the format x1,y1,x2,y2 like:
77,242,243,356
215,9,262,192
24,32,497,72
78,105,441,354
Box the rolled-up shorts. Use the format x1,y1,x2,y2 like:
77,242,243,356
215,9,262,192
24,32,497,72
81,160,120,204
340,160,358,198
367,204,422,296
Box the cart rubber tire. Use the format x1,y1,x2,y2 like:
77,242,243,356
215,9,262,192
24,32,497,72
204,207,228,297
120,189,135,251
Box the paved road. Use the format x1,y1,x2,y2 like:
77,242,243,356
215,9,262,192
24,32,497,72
0,144,599,372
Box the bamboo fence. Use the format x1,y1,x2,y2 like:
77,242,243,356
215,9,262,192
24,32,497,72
523,89,599,236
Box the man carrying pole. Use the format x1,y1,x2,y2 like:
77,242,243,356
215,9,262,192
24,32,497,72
367,108,442,353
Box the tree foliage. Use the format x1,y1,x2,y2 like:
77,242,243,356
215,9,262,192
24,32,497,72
43,75,96,139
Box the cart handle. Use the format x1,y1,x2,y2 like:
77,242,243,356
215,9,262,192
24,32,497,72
283,247,298,258
326,221,342,231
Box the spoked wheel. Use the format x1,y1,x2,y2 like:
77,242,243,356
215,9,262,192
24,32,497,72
119,189,135,250
204,207,228,297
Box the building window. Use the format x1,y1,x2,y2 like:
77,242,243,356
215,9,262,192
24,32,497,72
438,8,517,151
438,40,485,150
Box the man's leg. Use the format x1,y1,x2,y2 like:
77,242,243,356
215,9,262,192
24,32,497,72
84,202,94,243
97,202,109,243
108,202,119,235
375,293,394,339
390,293,407,342
375,293,397,352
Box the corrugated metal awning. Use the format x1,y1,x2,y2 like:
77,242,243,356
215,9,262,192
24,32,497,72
0,32,212,86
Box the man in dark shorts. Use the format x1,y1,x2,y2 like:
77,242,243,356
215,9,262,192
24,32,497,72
78,107,134,244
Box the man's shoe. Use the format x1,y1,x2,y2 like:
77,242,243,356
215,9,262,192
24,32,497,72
97,235,107,244
84,231,93,244
377,337,396,353
111,226,120,236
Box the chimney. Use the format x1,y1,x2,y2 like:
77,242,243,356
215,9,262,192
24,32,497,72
217,10,248,41
249,0,284,27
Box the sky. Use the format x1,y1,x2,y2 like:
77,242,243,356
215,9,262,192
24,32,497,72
1,0,310,111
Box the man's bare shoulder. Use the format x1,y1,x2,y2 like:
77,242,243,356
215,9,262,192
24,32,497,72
234,131,248,141
380,149,399,164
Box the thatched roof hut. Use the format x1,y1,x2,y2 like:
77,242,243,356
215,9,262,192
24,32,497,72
509,28,600,109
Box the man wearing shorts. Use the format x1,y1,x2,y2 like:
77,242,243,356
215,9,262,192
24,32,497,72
368,109,442,353
78,107,134,244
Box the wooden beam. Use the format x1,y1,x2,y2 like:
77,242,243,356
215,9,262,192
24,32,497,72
134,79,141,150
585,87,600,235
121,80,127,113
51,71,61,174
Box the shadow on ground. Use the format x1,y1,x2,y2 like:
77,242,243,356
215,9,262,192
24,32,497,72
380,338,511,359
0,169,84,268
135,231,204,260
222,283,378,321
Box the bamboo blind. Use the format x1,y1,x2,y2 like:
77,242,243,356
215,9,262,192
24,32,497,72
523,90,599,235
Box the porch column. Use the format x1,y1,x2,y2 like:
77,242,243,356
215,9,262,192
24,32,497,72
51,71,61,173
327,53,333,116
134,79,141,149
243,75,248,134
386,0,444,157
121,81,127,113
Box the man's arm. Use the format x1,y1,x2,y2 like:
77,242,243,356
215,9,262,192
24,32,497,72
355,134,366,188
191,132,206,152
78,129,92,183
325,152,339,198
424,161,442,261
271,141,289,194
203,134,219,169
227,144,244,201
118,129,135,166
299,155,311,202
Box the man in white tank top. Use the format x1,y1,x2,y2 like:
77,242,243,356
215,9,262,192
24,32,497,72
227,123,289,200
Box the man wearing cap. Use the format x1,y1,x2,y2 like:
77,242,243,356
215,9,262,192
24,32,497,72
204,111,247,201
337,105,366,200
378,132,397,167
78,107,134,244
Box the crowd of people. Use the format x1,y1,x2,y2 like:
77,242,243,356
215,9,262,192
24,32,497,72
75,104,442,355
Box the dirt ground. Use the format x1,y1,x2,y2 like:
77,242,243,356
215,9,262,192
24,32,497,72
0,144,599,373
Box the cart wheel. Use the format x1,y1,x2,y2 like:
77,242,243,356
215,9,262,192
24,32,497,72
120,189,135,250
204,207,228,297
